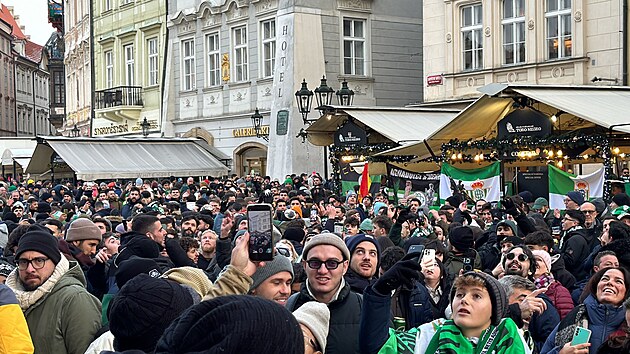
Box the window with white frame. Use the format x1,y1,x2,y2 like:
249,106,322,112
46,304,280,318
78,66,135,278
206,33,220,86
104,0,111,11
261,19,276,78
343,18,366,76
147,38,158,86
461,4,483,70
182,38,196,90
502,0,525,65
122,0,133,5
124,44,134,86
546,0,571,60
233,26,248,82
105,50,113,88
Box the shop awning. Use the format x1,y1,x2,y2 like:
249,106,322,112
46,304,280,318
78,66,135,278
305,106,460,146
1,148,34,169
26,137,230,180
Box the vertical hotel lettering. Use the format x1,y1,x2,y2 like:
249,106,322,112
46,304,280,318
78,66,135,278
277,24,289,98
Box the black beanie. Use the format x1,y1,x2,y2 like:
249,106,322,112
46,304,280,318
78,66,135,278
109,274,194,353
283,227,305,242
115,256,162,289
15,228,61,265
450,271,507,326
613,193,630,207
449,226,474,251
155,295,303,354
3,212,18,223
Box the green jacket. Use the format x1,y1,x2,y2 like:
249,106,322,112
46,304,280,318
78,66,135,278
23,261,102,354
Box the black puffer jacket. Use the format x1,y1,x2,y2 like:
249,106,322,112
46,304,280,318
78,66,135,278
559,227,591,281
286,282,362,354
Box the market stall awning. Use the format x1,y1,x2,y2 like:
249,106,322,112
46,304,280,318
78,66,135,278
2,148,34,169
26,137,230,180
305,106,460,146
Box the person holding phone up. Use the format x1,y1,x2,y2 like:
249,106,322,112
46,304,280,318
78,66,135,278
540,267,630,354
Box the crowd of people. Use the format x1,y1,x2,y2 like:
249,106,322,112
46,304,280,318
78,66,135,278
0,172,630,353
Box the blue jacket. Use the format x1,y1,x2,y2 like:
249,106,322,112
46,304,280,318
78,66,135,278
403,280,449,329
540,295,626,354
529,294,561,353
359,285,393,354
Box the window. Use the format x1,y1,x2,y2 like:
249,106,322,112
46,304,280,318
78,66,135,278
461,4,483,70
502,0,526,65
122,0,133,5
105,50,113,88
546,0,571,60
182,39,196,90
104,0,111,11
206,33,220,86
343,18,366,76
53,71,65,104
233,26,248,82
261,19,276,78
124,44,134,86
147,38,158,86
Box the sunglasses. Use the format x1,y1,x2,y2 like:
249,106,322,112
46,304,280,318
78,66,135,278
306,259,343,270
506,253,528,262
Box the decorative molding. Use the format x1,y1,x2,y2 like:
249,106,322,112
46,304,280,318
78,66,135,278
446,33,452,43
226,1,249,23
262,87,272,97
202,14,221,29
178,22,196,36
528,19,534,30
253,0,277,14
234,91,246,101
551,66,564,79
337,0,372,13
484,26,491,37
574,10,582,22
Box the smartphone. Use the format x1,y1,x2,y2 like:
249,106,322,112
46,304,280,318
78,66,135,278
408,244,425,255
571,326,591,346
462,257,473,272
310,209,318,223
247,203,274,261
334,222,344,234
552,226,561,235
422,249,436,263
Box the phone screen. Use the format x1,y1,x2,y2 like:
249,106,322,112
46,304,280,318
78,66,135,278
247,204,274,261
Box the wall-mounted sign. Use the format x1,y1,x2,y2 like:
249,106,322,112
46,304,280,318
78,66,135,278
334,120,367,146
276,110,289,135
497,108,552,139
427,75,443,86
232,125,270,137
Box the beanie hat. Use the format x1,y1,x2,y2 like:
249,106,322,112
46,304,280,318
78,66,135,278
302,232,351,261
532,250,552,272
250,255,294,291
359,218,374,231
283,227,305,243
518,191,533,204
155,295,303,354
449,226,474,251
115,256,162,289
293,301,330,353
3,212,17,223
613,193,630,207
496,219,518,238
15,228,62,265
11,201,24,210
161,267,213,299
37,202,52,214
109,274,194,352
373,202,387,215
566,191,585,206
40,192,52,201
345,234,380,258
66,218,103,242
450,271,507,326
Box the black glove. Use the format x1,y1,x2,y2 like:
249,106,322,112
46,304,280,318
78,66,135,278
503,197,521,217
396,207,411,225
373,254,422,295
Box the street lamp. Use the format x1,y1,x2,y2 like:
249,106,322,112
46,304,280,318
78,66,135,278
295,79,313,125
140,117,150,137
251,108,268,141
71,124,79,137
336,81,355,106
314,76,335,113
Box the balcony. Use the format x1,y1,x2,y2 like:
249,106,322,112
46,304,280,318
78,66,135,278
95,86,143,122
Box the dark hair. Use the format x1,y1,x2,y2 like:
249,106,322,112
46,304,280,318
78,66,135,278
594,250,617,268
372,215,393,233
579,267,630,304
181,212,199,226
344,218,360,227
285,219,306,230
179,237,199,252
424,239,447,256
523,230,555,251
502,245,537,279
608,221,630,242
131,214,160,234
4,224,32,257
565,209,585,226
379,246,405,272
292,263,307,284
39,218,63,230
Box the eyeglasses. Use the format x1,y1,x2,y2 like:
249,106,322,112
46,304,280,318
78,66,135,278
506,253,528,262
563,217,577,223
306,259,343,270
479,212,491,216
16,257,49,270
582,210,597,214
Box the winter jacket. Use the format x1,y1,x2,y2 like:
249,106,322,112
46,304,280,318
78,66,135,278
550,253,576,290
528,294,561,354
0,284,33,353
6,257,102,354
545,280,574,320
540,295,626,354
559,227,591,281
443,249,481,281
402,279,450,329
476,231,501,272
583,219,603,252
359,285,398,354
287,280,362,354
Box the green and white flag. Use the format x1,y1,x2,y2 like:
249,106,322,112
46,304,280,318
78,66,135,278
548,165,605,209
439,162,502,203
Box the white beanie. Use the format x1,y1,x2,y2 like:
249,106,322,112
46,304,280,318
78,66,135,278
293,301,330,353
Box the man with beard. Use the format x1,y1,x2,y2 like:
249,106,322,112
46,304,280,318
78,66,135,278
180,212,199,238
107,189,122,211
58,219,103,272
249,255,294,305
121,187,142,219
501,245,537,281
344,234,380,294
197,230,217,270
6,227,101,353
558,209,590,280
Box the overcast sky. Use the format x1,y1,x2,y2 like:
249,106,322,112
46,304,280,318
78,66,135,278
2,0,56,45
